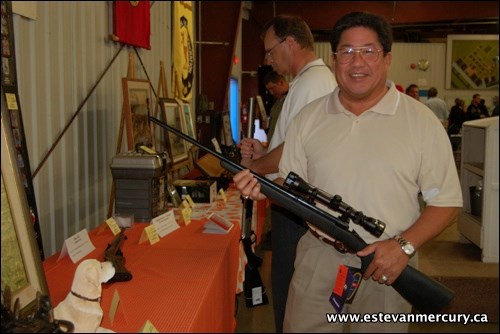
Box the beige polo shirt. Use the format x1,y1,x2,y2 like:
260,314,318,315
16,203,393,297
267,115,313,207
279,81,463,244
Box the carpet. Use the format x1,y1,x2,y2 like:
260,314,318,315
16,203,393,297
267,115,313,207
431,276,499,323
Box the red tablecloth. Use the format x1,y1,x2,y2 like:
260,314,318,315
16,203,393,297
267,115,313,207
44,188,246,332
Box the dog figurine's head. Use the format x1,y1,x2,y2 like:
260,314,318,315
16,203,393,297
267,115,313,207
54,259,115,333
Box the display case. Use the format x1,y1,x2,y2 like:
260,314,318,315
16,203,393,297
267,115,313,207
458,117,499,263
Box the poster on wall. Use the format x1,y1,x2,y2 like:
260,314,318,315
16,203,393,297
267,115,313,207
446,34,499,90
1,1,45,260
172,1,194,102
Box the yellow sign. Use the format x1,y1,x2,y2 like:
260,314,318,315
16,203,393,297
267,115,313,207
172,1,194,101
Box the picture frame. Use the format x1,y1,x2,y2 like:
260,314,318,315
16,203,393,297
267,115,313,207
176,99,196,140
445,34,499,90
159,98,189,164
122,78,154,150
1,111,48,313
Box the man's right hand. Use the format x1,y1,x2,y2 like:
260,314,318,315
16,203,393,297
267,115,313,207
239,138,267,160
233,169,267,201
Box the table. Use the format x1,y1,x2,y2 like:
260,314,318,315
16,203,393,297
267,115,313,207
43,187,249,332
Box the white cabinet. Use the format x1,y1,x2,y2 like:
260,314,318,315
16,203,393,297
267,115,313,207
458,117,499,263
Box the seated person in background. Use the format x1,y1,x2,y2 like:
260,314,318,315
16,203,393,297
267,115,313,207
467,93,489,120
425,87,448,126
405,83,420,101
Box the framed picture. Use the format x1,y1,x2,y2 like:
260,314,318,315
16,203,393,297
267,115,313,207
446,34,499,90
159,98,189,164
176,98,196,140
122,78,154,150
1,111,48,313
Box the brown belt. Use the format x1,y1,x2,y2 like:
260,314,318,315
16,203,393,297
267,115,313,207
309,229,354,254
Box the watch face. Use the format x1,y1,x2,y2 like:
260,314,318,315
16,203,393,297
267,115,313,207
403,244,415,255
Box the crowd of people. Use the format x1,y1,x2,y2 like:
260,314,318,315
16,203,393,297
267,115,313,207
402,84,496,142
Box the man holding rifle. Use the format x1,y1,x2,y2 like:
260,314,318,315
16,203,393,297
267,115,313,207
234,11,462,332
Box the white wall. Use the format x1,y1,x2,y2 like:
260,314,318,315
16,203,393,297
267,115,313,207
11,1,174,256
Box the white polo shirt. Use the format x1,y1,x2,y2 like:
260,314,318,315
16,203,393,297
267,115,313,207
266,58,337,180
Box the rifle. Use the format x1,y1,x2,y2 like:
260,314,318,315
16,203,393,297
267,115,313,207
241,195,269,307
240,99,269,307
104,229,133,282
149,116,455,314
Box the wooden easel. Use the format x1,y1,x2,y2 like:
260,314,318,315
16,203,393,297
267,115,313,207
107,52,136,218
153,61,172,154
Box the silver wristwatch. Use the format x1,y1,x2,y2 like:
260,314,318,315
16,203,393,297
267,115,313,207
393,235,415,258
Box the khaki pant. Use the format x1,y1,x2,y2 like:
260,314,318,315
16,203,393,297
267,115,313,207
283,230,413,333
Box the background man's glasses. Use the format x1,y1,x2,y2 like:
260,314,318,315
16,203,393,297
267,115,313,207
333,47,383,64
265,38,285,59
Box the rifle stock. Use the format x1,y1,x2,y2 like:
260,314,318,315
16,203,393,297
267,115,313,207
150,116,454,314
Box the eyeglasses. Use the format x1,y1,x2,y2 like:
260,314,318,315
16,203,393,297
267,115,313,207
333,47,383,64
265,38,286,59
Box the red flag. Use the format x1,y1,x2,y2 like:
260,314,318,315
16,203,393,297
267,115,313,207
113,1,150,49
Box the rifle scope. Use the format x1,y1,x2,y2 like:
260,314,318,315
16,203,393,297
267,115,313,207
283,172,385,238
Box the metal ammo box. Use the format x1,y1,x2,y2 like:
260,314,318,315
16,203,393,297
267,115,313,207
110,151,168,222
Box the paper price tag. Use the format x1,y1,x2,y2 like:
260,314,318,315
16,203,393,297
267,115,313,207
219,188,227,202
105,217,122,236
109,289,121,325
182,207,192,225
5,93,18,110
140,320,159,333
140,225,160,245
182,199,191,209
185,194,196,208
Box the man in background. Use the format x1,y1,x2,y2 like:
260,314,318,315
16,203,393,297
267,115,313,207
426,87,448,126
263,71,289,141
467,93,489,120
405,83,420,101
238,15,337,332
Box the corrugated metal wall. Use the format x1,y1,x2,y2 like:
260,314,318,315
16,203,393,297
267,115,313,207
12,1,173,256
315,41,497,106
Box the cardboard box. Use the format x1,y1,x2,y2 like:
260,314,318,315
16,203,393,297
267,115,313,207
174,179,217,204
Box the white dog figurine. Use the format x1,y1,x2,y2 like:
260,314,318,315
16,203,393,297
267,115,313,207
54,259,115,333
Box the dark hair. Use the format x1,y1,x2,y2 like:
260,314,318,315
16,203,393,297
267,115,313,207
330,12,392,54
261,15,314,50
427,87,438,98
405,84,418,94
263,71,285,86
